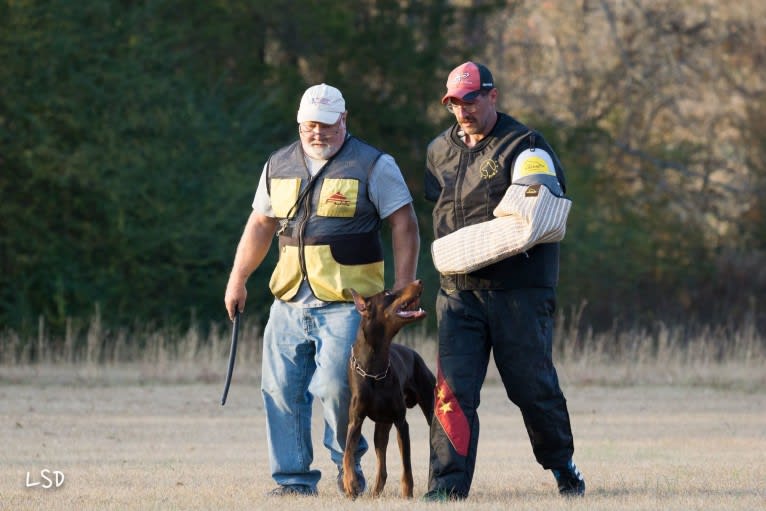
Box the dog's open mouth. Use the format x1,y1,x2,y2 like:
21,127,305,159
395,298,426,319
385,280,427,320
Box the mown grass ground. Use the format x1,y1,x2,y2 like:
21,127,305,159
1,319,764,510
1,365,764,511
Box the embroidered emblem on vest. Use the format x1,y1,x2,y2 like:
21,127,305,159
479,159,499,179
326,192,351,206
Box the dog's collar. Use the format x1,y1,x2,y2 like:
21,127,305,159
349,353,390,381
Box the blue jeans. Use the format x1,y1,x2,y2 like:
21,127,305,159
261,299,368,489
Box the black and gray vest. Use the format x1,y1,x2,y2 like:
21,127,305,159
425,113,567,291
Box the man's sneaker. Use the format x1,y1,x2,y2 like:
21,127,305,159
336,465,366,495
421,488,466,502
265,484,318,497
552,459,585,497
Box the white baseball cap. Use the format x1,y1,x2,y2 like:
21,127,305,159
296,83,346,124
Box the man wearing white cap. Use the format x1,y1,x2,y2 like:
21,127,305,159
225,83,419,496
422,62,585,500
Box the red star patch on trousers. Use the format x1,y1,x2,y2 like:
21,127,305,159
326,192,351,206
434,363,470,456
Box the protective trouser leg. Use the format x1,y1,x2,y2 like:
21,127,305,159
427,289,491,498
490,288,574,468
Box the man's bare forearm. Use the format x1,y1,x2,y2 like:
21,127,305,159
224,212,278,318
389,203,420,290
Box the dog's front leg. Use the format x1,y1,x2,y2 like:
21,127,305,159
371,421,392,497
343,414,365,499
394,419,414,498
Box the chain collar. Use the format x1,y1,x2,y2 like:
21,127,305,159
349,353,390,381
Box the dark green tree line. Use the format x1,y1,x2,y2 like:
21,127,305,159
0,0,461,337
1,0,763,346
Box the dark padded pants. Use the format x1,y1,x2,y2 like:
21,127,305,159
427,287,575,497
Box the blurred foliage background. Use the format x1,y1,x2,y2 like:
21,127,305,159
1,0,765,347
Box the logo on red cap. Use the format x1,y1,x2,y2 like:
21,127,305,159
452,71,472,85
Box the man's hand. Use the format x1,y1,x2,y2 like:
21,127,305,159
224,280,247,321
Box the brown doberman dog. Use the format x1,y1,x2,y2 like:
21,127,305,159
342,280,435,499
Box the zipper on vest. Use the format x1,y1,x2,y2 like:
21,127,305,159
296,177,314,284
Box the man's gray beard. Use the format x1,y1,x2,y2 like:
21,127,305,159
304,143,337,161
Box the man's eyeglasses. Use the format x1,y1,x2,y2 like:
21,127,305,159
298,123,341,137
445,100,480,114
445,92,487,114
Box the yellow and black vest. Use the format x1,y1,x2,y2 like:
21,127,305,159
267,136,385,302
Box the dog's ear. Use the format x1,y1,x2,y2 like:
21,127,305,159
347,288,368,315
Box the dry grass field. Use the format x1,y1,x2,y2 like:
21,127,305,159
1,324,765,510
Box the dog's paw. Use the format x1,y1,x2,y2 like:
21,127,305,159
343,479,362,500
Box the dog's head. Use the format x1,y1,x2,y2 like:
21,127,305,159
347,280,426,340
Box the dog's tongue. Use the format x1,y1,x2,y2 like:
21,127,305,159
396,308,426,319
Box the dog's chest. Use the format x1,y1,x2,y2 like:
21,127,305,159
361,381,406,422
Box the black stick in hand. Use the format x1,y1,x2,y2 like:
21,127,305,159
221,308,240,406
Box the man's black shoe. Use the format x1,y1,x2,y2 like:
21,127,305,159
422,488,466,502
552,460,585,497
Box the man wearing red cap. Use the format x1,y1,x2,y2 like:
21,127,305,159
225,83,419,497
422,62,585,500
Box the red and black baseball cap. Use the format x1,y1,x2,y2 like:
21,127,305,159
441,61,495,104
